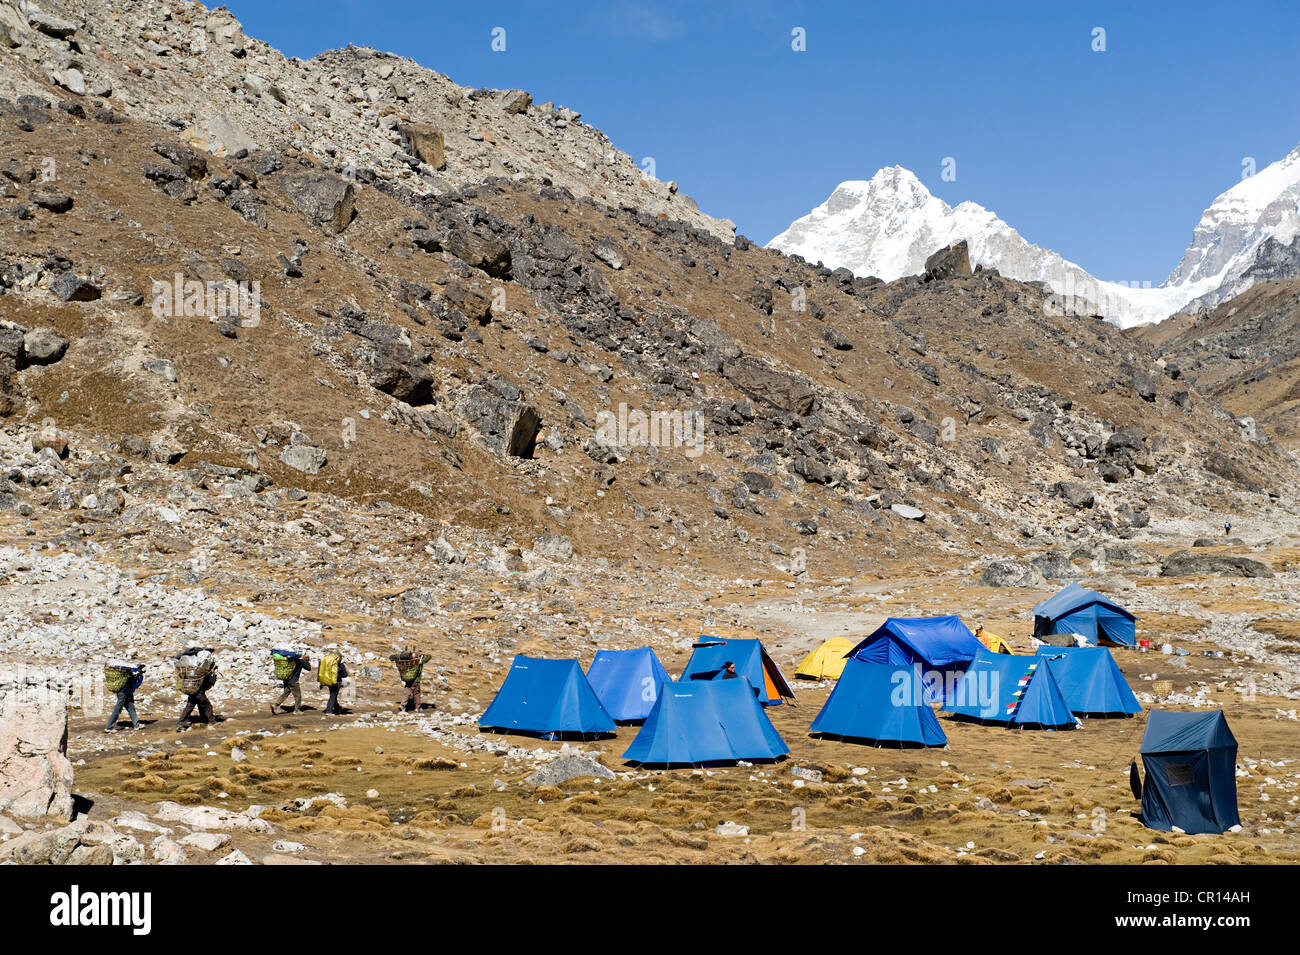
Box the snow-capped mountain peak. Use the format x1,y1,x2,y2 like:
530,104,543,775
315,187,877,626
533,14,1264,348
768,167,1122,317
768,143,1300,327
1162,144,1300,293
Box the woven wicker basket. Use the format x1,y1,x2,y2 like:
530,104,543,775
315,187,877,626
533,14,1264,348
1151,679,1174,699
176,663,212,694
104,665,133,693
395,660,424,682
272,654,298,681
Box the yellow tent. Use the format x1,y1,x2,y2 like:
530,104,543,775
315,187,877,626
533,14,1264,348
795,636,856,680
977,630,1016,654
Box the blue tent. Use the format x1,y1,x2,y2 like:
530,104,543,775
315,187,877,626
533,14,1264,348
846,616,984,704
943,647,1077,729
585,647,672,722
1035,646,1142,717
622,678,790,767
479,656,616,739
1033,582,1136,647
680,637,794,706
1137,710,1239,834
809,659,947,747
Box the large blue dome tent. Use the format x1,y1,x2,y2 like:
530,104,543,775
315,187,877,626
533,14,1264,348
1032,582,1137,647
680,637,794,706
1035,646,1141,717
585,646,672,722
809,659,947,747
479,656,616,739
622,678,789,767
943,647,1077,730
846,616,984,705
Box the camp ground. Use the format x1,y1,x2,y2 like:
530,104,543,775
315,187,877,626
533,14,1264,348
1133,710,1240,835
1032,582,1137,647
479,655,616,739
846,616,984,704
622,678,790,767
943,647,1077,730
585,647,672,722
1034,646,1142,717
681,637,795,705
794,636,855,681
808,659,947,748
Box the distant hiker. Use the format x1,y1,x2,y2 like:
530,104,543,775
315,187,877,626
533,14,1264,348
720,661,738,680
104,662,144,733
319,646,348,716
390,649,432,712
270,648,311,714
1224,521,1232,536
174,648,217,732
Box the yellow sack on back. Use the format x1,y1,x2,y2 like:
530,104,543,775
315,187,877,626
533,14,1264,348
318,652,341,687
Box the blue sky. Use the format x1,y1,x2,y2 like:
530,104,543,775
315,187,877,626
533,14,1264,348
227,1,1300,284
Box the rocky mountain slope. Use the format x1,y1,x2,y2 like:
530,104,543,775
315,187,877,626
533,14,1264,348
0,0,733,240
1133,278,1300,448
770,144,1300,329
0,1,1292,585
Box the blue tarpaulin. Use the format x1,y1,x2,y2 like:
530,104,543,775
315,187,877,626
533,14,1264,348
479,656,616,738
846,616,983,704
1035,646,1141,716
680,637,794,705
622,678,790,767
942,647,1076,729
585,647,672,722
1138,709,1240,834
809,659,947,747
1033,582,1137,647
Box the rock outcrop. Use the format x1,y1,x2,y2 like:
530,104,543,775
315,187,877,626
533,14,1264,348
0,689,75,821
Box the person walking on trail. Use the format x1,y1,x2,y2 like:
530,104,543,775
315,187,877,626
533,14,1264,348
270,649,312,714
390,649,431,712
319,646,348,716
174,648,217,732
104,663,144,733
1224,521,1232,537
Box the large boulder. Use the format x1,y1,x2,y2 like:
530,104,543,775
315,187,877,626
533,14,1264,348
1160,551,1274,578
49,272,101,302
1030,550,1082,579
396,122,446,170
279,444,326,475
365,343,434,406
444,227,511,278
343,314,435,405
204,8,246,54
498,89,533,115
979,559,1046,588
526,754,613,788
152,141,208,180
280,173,356,234
0,689,75,821
22,327,68,365
457,386,542,458
25,7,76,40
923,240,972,281
723,358,816,416
532,534,574,561
1054,480,1095,509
